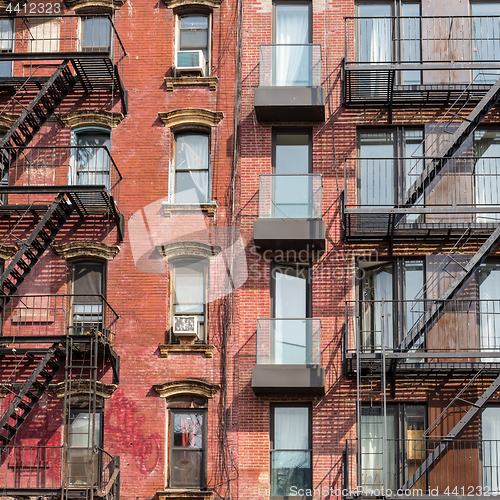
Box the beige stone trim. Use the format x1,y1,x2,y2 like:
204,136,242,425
159,344,215,358
161,0,221,8
63,0,125,11
0,245,18,260
52,241,120,261
162,202,217,218
153,379,220,399
0,113,18,132
158,109,223,129
165,76,218,92
156,241,221,261
59,109,124,129
51,380,117,398
157,491,213,500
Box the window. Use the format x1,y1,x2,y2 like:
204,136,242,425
74,129,111,190
175,132,210,204
170,410,206,488
28,18,60,53
360,404,426,493
71,261,105,335
177,14,210,75
272,130,313,218
81,16,111,52
358,128,424,221
68,409,103,486
273,1,312,86
479,261,500,355
482,407,500,494
271,263,311,363
359,259,424,351
356,1,421,85
171,260,207,343
471,2,500,84
271,405,312,496
0,19,14,77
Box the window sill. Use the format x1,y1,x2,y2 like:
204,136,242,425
157,489,213,500
161,202,217,218
165,76,218,91
159,344,215,358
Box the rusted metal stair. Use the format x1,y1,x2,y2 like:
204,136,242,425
0,194,75,311
0,343,65,453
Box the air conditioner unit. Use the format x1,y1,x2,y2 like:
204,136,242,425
175,50,206,76
173,315,198,335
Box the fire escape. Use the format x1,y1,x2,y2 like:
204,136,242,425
0,13,125,500
342,12,500,499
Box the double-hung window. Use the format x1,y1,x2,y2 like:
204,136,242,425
81,16,112,52
175,132,210,204
170,410,206,488
0,19,14,78
71,261,105,335
271,405,312,496
171,260,207,343
177,14,210,75
75,129,111,190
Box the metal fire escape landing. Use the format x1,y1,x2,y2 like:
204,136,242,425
0,343,65,452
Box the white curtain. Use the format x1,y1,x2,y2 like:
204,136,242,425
483,408,500,494
275,5,310,86
361,411,396,492
176,134,209,203
76,133,111,189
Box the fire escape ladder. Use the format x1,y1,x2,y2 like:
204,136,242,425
0,343,66,454
0,194,74,311
398,75,500,216
0,60,77,175
401,372,500,491
398,225,500,352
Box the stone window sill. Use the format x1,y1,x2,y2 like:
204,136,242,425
161,202,217,218
159,344,215,358
157,489,213,500
165,76,218,91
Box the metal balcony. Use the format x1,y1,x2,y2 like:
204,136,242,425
0,15,126,94
343,157,500,241
0,445,119,498
0,146,122,217
344,15,500,108
251,318,324,396
343,438,500,499
254,174,325,252
254,44,325,122
344,298,500,375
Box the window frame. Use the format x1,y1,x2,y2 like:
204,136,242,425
173,130,211,204
169,258,209,344
175,11,212,76
270,403,312,498
71,126,112,191
80,15,113,53
69,260,106,335
168,408,207,489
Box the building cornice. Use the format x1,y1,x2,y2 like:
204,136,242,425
153,379,220,399
158,109,223,129
52,241,120,261
59,109,124,129
51,380,117,398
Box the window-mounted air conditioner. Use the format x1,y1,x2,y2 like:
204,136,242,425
175,50,206,76
173,315,198,336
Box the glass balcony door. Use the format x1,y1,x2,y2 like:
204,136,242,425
273,131,312,218
273,2,311,86
482,407,500,494
472,2,500,84
479,262,500,359
272,265,311,364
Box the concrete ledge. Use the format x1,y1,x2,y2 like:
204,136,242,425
255,86,325,122
252,364,325,397
254,218,325,251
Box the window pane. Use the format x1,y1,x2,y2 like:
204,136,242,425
171,449,203,487
174,263,205,307
271,451,311,495
274,407,309,449
275,134,309,174
482,408,500,494
180,31,208,50
181,16,208,29
176,171,209,203
173,413,204,448
82,17,111,50
76,132,111,188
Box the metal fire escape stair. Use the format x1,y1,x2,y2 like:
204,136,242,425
0,343,65,454
0,193,75,312
401,372,500,491
400,76,500,211
0,60,77,176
